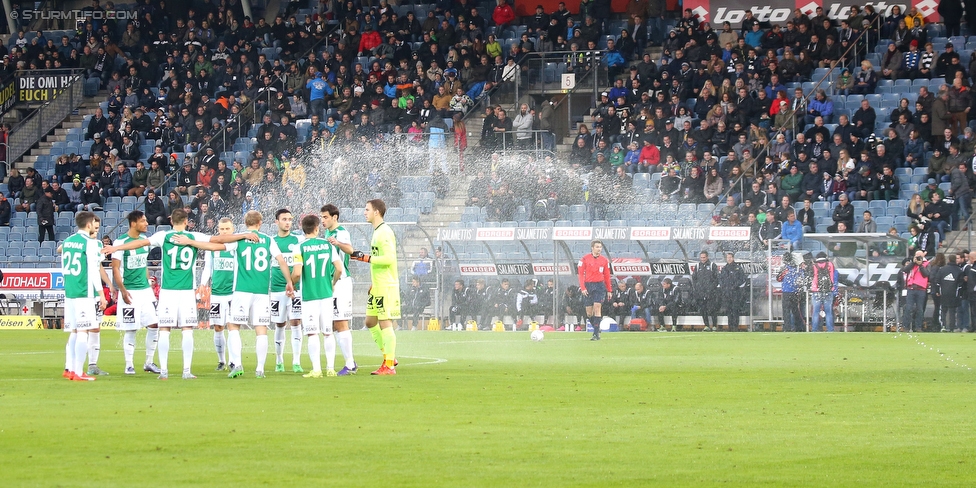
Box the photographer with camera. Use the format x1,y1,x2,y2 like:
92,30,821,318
901,250,930,332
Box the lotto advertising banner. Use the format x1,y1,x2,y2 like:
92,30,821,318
685,1,933,27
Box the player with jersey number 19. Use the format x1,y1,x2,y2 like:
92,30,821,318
350,199,400,375
291,214,344,378
322,204,357,375
61,211,108,382
111,210,161,376
104,209,257,380
578,240,612,341
176,210,294,379
270,209,304,374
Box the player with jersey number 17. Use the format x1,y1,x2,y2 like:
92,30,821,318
291,214,344,378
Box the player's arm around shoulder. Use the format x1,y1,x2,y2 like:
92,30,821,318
210,232,260,244
173,232,225,251
102,235,152,254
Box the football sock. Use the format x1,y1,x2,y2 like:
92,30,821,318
289,325,303,365
274,325,285,364
380,327,397,367
323,333,336,371
336,330,355,368
65,332,76,371
255,334,268,373
145,327,159,364
227,329,242,367
214,330,225,363
87,331,100,366
307,334,321,372
73,331,89,375
368,325,384,354
182,329,194,372
123,330,137,368
593,316,601,336
158,330,170,372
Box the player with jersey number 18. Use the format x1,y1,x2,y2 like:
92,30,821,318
61,211,109,382
291,214,344,378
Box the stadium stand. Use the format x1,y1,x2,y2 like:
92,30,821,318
0,0,975,276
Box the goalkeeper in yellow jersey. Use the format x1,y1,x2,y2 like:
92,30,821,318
351,199,400,375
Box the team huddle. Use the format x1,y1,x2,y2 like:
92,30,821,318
59,199,401,381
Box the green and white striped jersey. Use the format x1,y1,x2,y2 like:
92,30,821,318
206,249,236,296
224,231,283,294
295,237,341,301
111,234,150,290
326,225,351,278
61,231,102,299
271,233,302,292
148,230,211,290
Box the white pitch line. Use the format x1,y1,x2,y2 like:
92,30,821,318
398,355,448,366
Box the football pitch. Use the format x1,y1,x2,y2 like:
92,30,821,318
1,330,974,487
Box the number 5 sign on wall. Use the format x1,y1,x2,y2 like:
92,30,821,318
561,73,576,91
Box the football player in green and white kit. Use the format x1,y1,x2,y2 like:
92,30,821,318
61,211,109,381
111,210,161,375
82,215,114,377
270,209,304,373
199,218,238,370
105,209,256,379
291,214,344,378
176,210,293,379
322,204,357,375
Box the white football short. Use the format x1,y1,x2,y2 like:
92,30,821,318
116,288,158,331
64,297,99,332
157,290,198,329
209,294,232,327
270,291,302,323
332,277,353,321
301,298,333,335
230,291,271,327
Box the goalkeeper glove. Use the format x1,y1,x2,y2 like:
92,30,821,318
351,250,371,263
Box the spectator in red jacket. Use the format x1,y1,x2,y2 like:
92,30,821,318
358,25,382,56
637,139,661,172
493,0,516,36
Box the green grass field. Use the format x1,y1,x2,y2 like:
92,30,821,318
1,330,974,487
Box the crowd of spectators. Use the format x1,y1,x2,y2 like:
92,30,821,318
4,0,601,236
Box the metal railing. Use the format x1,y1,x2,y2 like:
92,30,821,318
514,50,604,104
6,70,84,169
